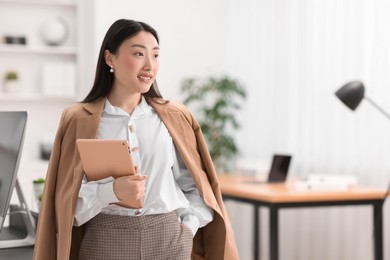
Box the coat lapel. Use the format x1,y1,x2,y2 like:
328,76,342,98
148,99,191,152
76,99,105,139
148,99,201,185
72,99,105,194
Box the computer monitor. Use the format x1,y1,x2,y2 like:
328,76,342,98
0,111,27,230
0,111,35,248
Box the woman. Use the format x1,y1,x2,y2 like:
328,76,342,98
33,19,238,260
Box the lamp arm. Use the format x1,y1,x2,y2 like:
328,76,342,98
364,96,390,121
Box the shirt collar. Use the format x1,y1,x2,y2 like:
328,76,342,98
103,96,153,118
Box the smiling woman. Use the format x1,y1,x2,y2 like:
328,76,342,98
33,19,239,260
104,31,160,108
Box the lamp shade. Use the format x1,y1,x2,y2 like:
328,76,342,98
335,81,365,111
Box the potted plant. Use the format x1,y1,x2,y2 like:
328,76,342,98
3,70,20,93
181,76,246,172
33,178,45,209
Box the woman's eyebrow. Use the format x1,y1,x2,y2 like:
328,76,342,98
131,44,160,50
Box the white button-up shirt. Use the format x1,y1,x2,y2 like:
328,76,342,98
74,97,213,236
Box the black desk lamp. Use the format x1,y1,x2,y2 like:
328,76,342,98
335,81,390,119
335,81,390,187
336,81,389,258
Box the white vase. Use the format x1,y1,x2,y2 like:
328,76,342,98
33,183,44,210
41,17,69,46
4,80,20,93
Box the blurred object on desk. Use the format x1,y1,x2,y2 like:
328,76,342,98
294,174,358,191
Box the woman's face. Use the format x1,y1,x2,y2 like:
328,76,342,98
106,31,160,95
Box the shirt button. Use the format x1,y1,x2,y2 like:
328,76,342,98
131,147,139,152
134,209,142,215
129,124,136,133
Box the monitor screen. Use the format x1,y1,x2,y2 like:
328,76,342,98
0,111,27,231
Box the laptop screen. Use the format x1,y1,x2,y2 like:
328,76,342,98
267,154,292,182
0,111,27,230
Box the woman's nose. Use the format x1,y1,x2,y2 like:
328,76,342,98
143,56,153,71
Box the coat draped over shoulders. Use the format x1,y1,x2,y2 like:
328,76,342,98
33,97,239,260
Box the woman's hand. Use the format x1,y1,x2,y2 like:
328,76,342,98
113,175,147,201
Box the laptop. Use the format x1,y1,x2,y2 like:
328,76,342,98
248,154,292,183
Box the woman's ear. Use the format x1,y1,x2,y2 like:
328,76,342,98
104,50,113,68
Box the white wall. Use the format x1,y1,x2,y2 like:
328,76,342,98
81,0,223,101
218,0,390,259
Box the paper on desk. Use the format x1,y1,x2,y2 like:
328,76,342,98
293,174,358,192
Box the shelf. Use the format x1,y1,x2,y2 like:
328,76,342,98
21,158,49,169
0,0,76,7
0,44,77,55
0,93,77,101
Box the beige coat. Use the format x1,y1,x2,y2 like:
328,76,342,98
33,97,239,260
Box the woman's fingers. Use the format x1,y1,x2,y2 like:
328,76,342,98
113,175,147,201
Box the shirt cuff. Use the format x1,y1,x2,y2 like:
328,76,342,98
97,180,120,204
182,214,200,237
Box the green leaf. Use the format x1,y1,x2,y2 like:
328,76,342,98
33,178,45,184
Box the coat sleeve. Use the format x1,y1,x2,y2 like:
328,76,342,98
190,111,240,260
33,108,68,260
176,103,239,259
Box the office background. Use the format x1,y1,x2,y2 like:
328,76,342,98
2,0,390,259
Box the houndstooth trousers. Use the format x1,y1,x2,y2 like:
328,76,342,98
79,211,193,260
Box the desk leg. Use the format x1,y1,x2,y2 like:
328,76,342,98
373,201,383,260
270,206,278,260
254,206,260,260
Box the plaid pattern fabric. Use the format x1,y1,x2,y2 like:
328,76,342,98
79,212,193,260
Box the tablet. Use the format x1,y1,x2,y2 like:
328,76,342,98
76,139,136,181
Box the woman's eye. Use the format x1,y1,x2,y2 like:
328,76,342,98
135,52,143,56
154,54,159,58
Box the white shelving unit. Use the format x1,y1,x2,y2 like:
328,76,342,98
0,0,79,98
0,44,77,55
0,93,77,101
0,0,76,7
0,0,92,212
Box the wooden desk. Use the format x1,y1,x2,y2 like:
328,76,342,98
218,175,386,260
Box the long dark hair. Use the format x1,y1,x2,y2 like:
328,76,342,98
82,19,163,103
